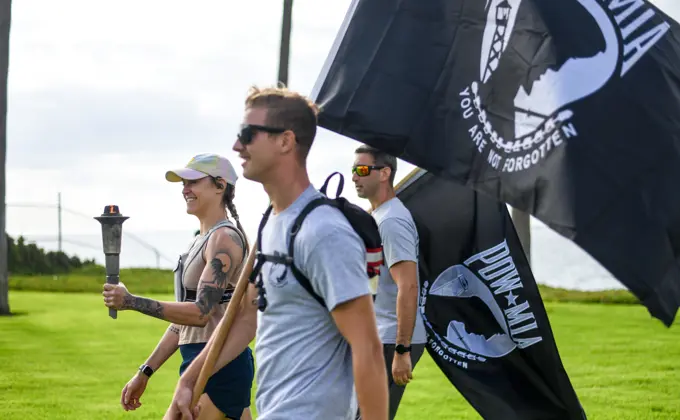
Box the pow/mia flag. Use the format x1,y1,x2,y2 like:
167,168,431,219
396,169,586,420
311,0,680,326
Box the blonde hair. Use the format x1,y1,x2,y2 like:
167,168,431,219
245,85,320,161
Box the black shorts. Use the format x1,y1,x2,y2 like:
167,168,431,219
179,343,254,419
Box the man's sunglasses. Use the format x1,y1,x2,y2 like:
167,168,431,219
352,165,385,177
237,124,287,145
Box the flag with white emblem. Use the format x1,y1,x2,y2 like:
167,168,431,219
396,168,585,420
311,0,680,327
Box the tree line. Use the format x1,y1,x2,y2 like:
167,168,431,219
7,234,97,275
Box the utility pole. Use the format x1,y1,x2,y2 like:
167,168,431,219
511,207,531,266
57,192,62,253
278,0,293,86
0,0,12,316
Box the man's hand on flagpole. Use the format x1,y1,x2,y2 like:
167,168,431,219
163,380,201,420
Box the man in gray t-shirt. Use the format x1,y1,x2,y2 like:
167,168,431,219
352,144,427,420
254,184,376,418
166,87,388,420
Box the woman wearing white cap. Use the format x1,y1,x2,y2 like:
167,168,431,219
102,153,254,420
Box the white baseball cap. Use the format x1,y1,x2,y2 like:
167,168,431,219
165,153,238,185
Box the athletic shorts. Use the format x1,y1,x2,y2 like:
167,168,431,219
179,343,254,419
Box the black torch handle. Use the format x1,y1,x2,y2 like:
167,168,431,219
107,274,120,319
105,248,121,321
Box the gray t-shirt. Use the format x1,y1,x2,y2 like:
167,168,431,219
372,197,427,344
254,185,371,420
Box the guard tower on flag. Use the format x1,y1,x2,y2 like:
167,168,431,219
482,0,511,83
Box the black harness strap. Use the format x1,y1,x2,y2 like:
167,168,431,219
176,221,246,304
184,289,233,304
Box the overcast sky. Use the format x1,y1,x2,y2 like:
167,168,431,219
6,0,395,243
5,0,680,269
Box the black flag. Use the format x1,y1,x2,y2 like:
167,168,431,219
396,168,585,420
311,0,680,326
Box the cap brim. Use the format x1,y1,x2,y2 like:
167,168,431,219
165,168,209,182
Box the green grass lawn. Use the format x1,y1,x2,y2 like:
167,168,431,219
9,267,643,305
1,291,679,419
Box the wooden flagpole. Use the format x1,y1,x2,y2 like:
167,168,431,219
189,241,258,410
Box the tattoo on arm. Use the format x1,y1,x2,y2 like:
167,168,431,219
208,253,230,288
123,294,165,320
168,325,180,335
195,286,224,318
195,248,236,319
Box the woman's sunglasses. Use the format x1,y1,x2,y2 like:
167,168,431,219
237,124,287,145
352,165,385,177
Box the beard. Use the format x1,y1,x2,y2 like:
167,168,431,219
355,184,374,199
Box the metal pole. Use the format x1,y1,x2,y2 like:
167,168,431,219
0,0,11,316
57,192,62,253
511,207,531,266
278,0,293,86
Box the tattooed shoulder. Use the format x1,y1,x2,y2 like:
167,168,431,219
195,246,239,319
226,228,244,250
209,250,234,288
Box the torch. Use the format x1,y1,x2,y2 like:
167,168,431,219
94,205,129,319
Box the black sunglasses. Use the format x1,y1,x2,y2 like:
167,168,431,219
237,124,287,145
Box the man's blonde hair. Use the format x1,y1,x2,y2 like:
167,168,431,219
245,85,320,161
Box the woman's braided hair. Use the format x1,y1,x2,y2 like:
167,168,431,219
211,177,250,252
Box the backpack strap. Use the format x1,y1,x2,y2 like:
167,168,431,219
247,205,273,311
250,198,337,310
256,205,274,253
320,171,344,197
286,197,333,308
254,206,289,262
